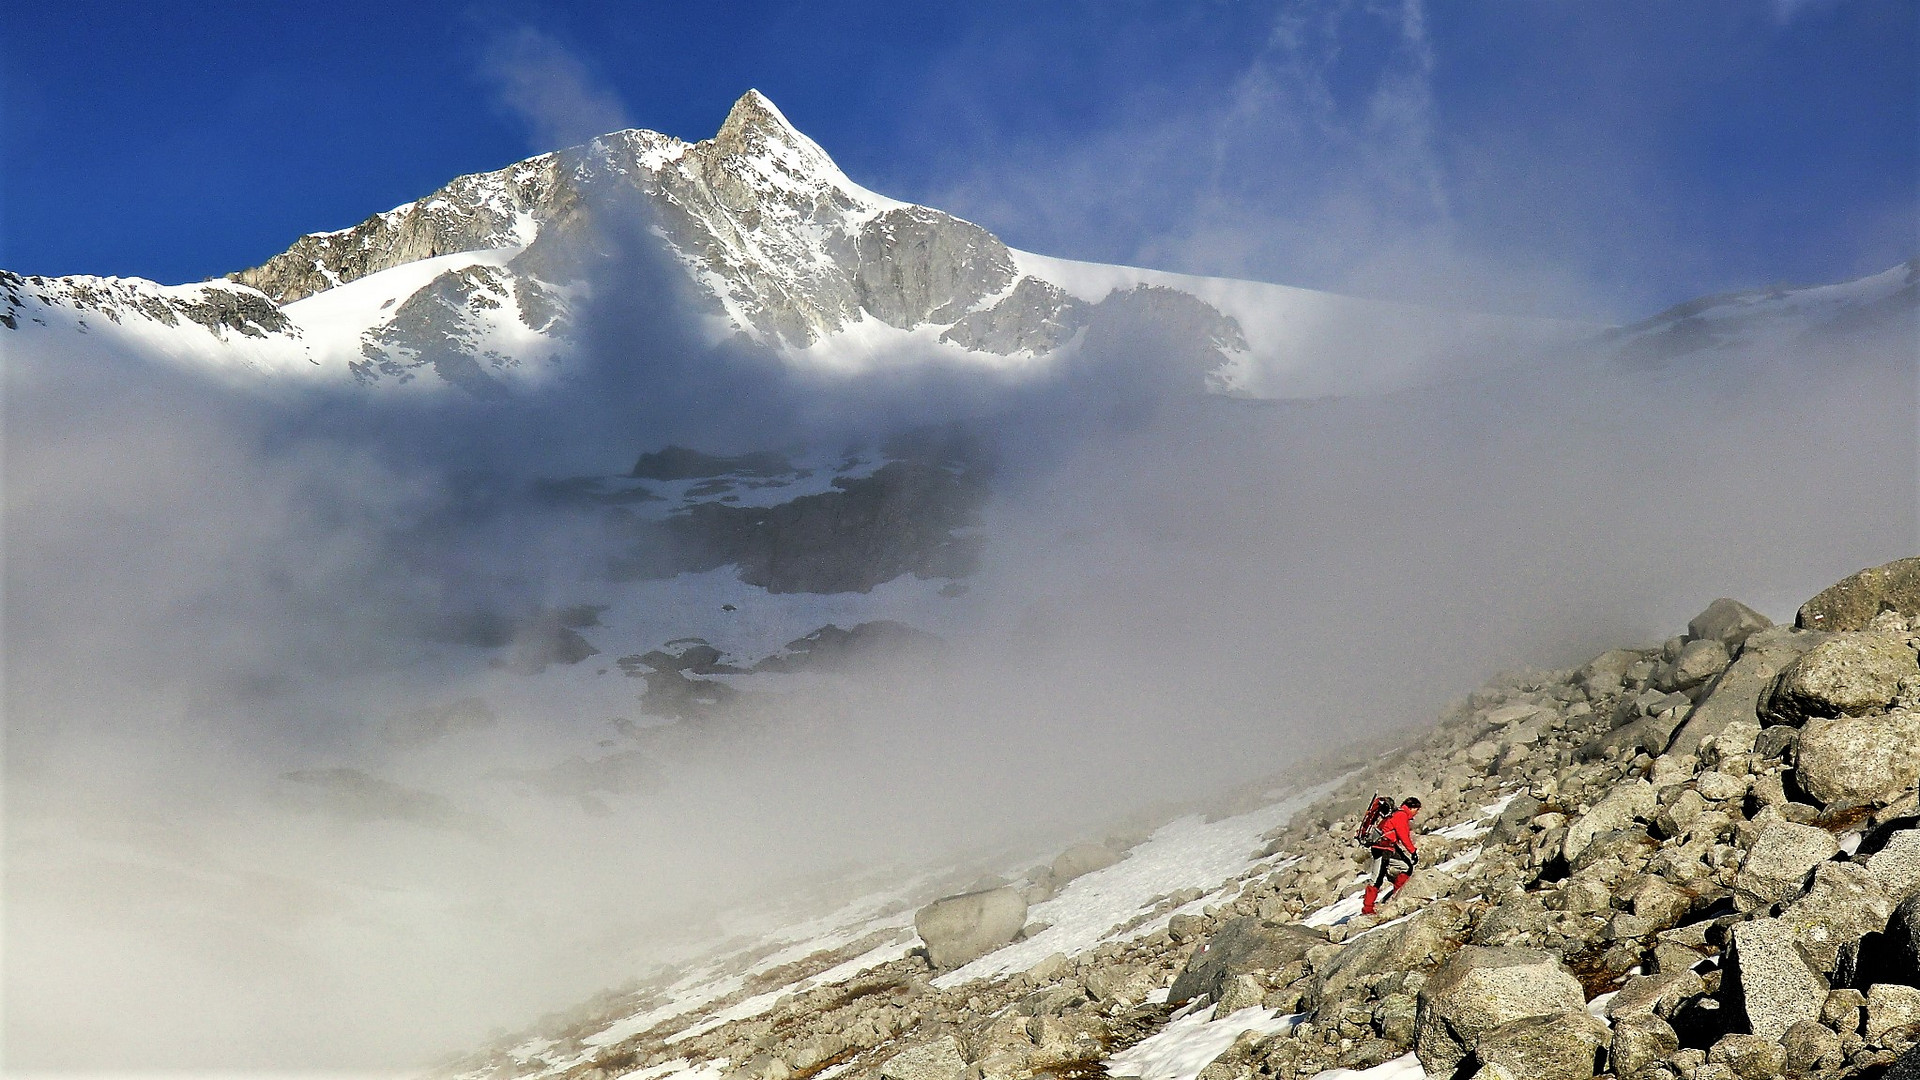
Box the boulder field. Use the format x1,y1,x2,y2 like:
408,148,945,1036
446,558,1920,1080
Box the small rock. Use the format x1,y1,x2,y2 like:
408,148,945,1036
733,1053,792,1080
1783,1019,1843,1076
1626,874,1695,929
1607,969,1706,1020
1869,829,1920,905
1214,973,1267,1014
1690,598,1774,650
1609,1012,1680,1077
1754,725,1800,761
880,1036,968,1080
1657,638,1732,693
1869,983,1920,1050
1373,991,1419,1045
1563,779,1656,863
1697,771,1749,803
1486,703,1545,727
1026,1013,1105,1068
1777,862,1892,972
1826,987,1868,1032
1707,1033,1787,1080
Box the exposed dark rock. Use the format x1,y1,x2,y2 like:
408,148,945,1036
646,458,989,594
753,622,942,673
632,446,797,481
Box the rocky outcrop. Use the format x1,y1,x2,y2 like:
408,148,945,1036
440,559,1920,1080
1667,625,1823,756
1800,557,1920,631
0,269,295,339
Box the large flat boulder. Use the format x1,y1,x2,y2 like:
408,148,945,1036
1312,901,1468,1011
1471,1011,1607,1080
1169,917,1327,1004
879,1035,968,1080
1799,556,1920,631
1413,946,1587,1077
1728,918,1828,1040
1796,707,1920,807
1732,821,1840,911
915,887,1028,970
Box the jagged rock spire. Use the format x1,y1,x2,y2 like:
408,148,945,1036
711,89,840,176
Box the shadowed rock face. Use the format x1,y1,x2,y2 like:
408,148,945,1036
627,457,989,595
854,207,1017,330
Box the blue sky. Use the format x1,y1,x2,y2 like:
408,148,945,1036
3,0,1913,318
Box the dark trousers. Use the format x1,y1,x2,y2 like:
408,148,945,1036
1370,850,1414,888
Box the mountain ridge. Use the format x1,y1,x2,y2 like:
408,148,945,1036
3,90,1607,400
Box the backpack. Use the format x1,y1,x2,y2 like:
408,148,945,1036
1357,795,1396,849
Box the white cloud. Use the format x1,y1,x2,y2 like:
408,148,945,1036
482,26,632,152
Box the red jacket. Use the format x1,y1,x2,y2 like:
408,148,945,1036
1372,807,1418,856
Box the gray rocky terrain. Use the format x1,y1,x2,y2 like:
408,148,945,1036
439,556,1920,1080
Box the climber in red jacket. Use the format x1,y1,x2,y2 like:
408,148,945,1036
1362,797,1421,916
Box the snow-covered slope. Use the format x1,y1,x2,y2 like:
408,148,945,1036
1,91,1596,400
1602,257,1919,366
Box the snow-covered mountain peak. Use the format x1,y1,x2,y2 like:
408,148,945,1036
709,89,846,187
5,90,1618,397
